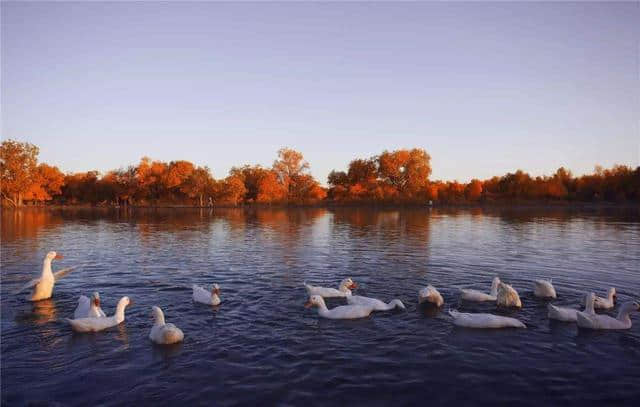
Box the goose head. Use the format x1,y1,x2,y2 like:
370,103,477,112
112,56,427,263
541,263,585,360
151,305,165,324
211,284,221,296
304,295,327,309
91,292,101,307
339,278,357,293
608,287,617,302
619,301,640,316
490,276,501,296
45,251,63,262
114,296,132,320
118,296,132,308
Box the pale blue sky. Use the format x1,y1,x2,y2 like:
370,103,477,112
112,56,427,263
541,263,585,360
2,1,638,183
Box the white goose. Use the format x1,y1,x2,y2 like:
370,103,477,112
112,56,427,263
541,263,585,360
192,284,221,305
15,251,75,301
497,282,522,308
347,294,405,311
533,279,557,298
449,310,526,328
577,301,639,330
149,306,184,344
592,288,616,310
305,295,373,320
73,292,106,319
304,278,357,298
548,292,595,322
418,285,444,307
460,277,500,302
67,296,131,333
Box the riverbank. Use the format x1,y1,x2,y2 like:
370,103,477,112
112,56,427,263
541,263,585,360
3,201,638,211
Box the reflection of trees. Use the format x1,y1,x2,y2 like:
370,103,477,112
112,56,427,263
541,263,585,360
30,298,57,325
328,208,433,273
1,209,64,243
330,208,432,247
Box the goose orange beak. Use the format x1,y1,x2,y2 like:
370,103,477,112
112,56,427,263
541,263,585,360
54,254,63,260
304,300,313,309
213,288,221,295
350,282,358,289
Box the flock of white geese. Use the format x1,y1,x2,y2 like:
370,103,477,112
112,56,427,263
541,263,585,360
15,251,639,346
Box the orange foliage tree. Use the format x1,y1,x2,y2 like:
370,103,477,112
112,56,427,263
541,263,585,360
24,164,65,203
3,140,639,207
0,140,40,206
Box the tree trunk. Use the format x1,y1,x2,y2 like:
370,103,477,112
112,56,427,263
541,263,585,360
199,194,203,207
1,193,18,208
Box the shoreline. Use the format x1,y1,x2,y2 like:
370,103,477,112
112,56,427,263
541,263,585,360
2,201,638,211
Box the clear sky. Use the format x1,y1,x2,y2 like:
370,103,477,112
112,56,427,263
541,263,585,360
2,1,638,183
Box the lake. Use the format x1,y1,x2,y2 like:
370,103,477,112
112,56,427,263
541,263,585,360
1,207,639,406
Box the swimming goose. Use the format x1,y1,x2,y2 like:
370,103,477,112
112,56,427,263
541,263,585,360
497,282,522,308
304,278,357,298
577,301,639,330
192,284,221,305
418,285,444,307
149,306,184,344
15,251,75,301
592,288,616,310
533,279,557,299
73,292,106,319
304,295,373,320
449,310,526,328
548,292,595,322
347,295,405,311
67,296,131,333
460,277,500,302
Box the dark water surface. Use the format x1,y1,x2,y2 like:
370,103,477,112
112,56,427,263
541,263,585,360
1,207,639,406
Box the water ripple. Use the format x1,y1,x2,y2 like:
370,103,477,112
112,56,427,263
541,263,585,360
1,207,639,405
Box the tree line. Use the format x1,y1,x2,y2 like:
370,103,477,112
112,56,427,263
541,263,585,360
328,150,639,204
1,139,638,207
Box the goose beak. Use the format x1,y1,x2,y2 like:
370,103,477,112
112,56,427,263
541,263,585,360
128,300,134,307
350,282,358,289
304,300,313,309
213,288,221,295
54,254,63,260
94,299,100,307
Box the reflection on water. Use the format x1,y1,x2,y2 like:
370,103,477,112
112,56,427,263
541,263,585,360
1,206,639,406
30,299,58,325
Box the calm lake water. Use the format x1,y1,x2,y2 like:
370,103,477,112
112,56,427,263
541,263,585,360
1,207,639,406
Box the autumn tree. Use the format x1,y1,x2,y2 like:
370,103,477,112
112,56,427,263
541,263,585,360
217,174,247,205
136,157,167,204
273,148,310,200
377,148,431,198
230,165,269,202
465,179,483,201
181,166,215,206
255,170,287,203
327,170,348,188
347,158,378,185
113,166,138,205
0,140,40,206
62,171,100,204
23,164,65,203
